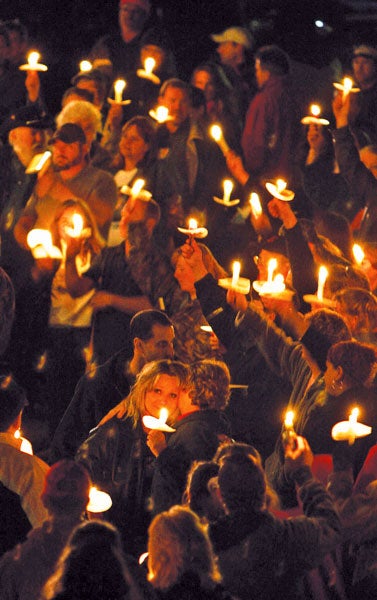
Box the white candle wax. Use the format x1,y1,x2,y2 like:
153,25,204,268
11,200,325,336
232,261,241,287
316,265,328,301
223,179,233,204
249,192,262,218
210,125,230,156
114,79,126,103
267,258,277,284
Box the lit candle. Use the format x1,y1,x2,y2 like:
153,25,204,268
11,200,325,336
137,57,160,83
209,124,230,156
142,408,176,432
189,218,198,231
316,265,328,302
232,261,241,287
114,79,126,103
267,258,277,284
27,229,62,259
130,178,145,198
265,179,295,201
301,103,330,126
14,429,33,455
333,76,360,100
282,409,297,448
19,50,48,72
223,179,233,204
79,60,93,72
352,243,365,266
87,486,112,513
249,193,263,218
25,150,52,175
332,407,372,446
149,105,172,123
144,57,156,76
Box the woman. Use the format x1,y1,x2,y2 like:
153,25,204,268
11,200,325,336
41,520,144,600
76,359,189,555
334,287,377,343
44,199,105,434
148,505,230,600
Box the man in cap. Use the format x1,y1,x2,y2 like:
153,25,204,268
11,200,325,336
210,26,254,128
14,122,117,245
0,459,91,599
350,44,377,144
0,373,49,556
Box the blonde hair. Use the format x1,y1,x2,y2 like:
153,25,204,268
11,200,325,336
125,359,189,428
148,506,221,591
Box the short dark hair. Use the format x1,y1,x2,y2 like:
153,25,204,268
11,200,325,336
189,359,230,410
159,78,192,103
327,340,377,386
129,309,173,342
218,452,266,512
255,45,290,76
0,374,27,431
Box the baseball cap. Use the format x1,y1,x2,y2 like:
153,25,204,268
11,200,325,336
50,123,86,145
211,26,252,50
353,45,377,61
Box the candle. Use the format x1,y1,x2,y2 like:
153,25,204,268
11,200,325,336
232,261,241,287
87,486,112,513
189,218,198,231
252,273,287,297
79,60,92,72
158,297,166,311
250,193,262,218
333,76,360,100
209,124,230,156
282,409,297,448
223,179,233,204
352,243,365,266
27,229,63,259
177,218,208,239
332,407,372,445
316,265,328,302
137,57,160,84
148,105,173,123
301,103,330,126
19,50,48,72
114,79,126,103
265,179,295,201
144,57,156,75
142,408,176,432
14,429,33,455
267,258,277,284
25,150,52,174
130,178,145,198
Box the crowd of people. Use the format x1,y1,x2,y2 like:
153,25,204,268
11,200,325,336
1,0,377,598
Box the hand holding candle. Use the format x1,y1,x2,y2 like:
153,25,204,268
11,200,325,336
108,79,131,105
142,407,175,432
213,179,240,206
20,50,48,72
282,409,298,450
218,260,251,294
177,217,208,239
332,407,372,445
333,76,360,102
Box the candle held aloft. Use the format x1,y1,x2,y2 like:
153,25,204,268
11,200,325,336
19,50,48,72
301,103,330,126
333,76,360,100
209,124,230,156
137,57,160,84
332,407,372,445
114,79,126,103
87,487,112,513
177,217,208,239
352,243,365,266
232,261,241,287
218,260,251,294
282,409,297,449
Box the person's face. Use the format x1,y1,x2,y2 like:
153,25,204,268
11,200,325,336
119,197,147,237
58,205,87,241
52,139,85,171
307,123,325,151
352,56,377,88
360,147,377,180
192,69,215,102
119,3,148,34
174,255,195,295
119,124,150,166
160,86,191,129
216,41,241,66
255,59,269,88
144,374,180,418
139,323,175,362
255,249,290,282
76,80,103,108
323,360,341,395
140,44,166,73
10,126,45,161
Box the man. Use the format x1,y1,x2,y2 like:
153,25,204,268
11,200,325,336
350,44,377,145
0,106,52,292
241,45,299,183
0,459,91,600
49,309,175,461
90,0,154,78
65,192,183,363
14,122,117,243
209,438,341,599
210,26,254,130
0,374,49,555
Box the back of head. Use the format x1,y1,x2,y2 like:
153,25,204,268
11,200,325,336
218,452,266,513
0,374,27,432
41,460,91,516
130,309,172,341
185,461,221,519
189,359,230,410
56,100,102,136
255,45,290,76
327,340,377,387
148,505,220,591
301,308,352,371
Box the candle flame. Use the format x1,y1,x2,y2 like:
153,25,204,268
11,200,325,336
144,56,156,74
130,178,145,197
249,192,262,217
28,51,40,67
65,213,84,238
310,104,321,117
188,218,198,230
87,487,112,513
223,179,233,196
343,77,353,93
153,105,170,123
284,410,294,428
210,124,222,142
232,261,241,287
317,265,328,301
79,60,92,72
276,179,287,193
352,243,365,266
114,79,126,102
14,429,20,439
267,258,277,283
350,407,359,424
159,408,168,424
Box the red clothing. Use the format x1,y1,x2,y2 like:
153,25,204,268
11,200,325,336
241,75,298,180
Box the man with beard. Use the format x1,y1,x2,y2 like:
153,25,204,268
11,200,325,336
65,194,184,364
14,123,117,246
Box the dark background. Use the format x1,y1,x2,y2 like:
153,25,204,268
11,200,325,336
2,0,377,113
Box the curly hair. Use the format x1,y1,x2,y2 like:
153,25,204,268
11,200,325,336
327,340,377,387
147,506,221,591
189,359,230,410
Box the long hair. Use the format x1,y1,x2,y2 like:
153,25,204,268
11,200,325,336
50,198,105,257
148,505,221,591
111,115,157,170
125,359,189,428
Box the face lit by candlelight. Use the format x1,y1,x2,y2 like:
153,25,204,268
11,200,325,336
143,374,181,418
140,44,166,73
159,85,191,131
137,323,175,362
58,206,87,241
191,69,216,102
174,255,195,296
119,124,150,166
352,55,377,89
323,360,343,395
52,140,86,171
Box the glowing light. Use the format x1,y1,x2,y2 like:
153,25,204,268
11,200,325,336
114,79,126,103
87,487,112,512
316,265,328,302
79,60,92,72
